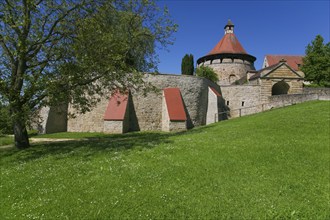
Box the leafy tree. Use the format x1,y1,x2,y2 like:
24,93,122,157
0,0,177,149
0,103,12,135
195,66,219,83
181,54,194,75
301,35,330,87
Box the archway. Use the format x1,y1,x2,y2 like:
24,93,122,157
272,81,290,95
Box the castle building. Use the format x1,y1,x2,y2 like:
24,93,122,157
37,20,328,135
197,19,256,85
263,55,305,77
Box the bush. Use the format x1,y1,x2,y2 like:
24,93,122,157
195,66,219,83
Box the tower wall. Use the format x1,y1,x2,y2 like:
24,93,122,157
198,58,255,85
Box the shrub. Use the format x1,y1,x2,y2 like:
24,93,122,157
195,66,219,83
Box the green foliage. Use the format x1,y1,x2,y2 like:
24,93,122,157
0,135,13,146
195,66,219,82
301,35,330,87
0,104,12,135
0,0,177,147
0,101,329,218
181,54,194,75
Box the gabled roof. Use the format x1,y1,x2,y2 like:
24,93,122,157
249,61,304,81
265,55,304,71
208,33,247,55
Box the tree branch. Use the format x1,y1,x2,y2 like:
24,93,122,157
27,4,82,60
0,35,15,64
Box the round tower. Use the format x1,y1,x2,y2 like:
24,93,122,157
197,19,256,85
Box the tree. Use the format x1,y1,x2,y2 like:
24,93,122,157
195,66,219,83
0,103,12,135
0,0,177,149
301,35,330,87
181,54,194,75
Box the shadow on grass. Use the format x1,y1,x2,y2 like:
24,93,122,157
0,124,219,163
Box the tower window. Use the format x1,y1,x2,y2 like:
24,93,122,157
227,101,229,105
242,101,245,107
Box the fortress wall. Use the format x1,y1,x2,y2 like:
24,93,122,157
221,85,261,118
303,87,330,100
132,74,221,131
264,93,319,110
67,74,221,133
68,96,109,133
38,104,68,134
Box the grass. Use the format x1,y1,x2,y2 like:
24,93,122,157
0,135,13,146
0,130,38,147
0,101,329,219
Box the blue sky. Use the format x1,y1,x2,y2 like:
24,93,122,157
156,0,330,74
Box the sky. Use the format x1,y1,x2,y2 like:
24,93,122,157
155,0,330,74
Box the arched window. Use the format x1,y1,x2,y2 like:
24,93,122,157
229,74,237,84
272,81,290,95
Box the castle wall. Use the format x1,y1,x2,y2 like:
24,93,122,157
38,104,68,134
206,87,219,124
67,74,221,133
68,97,108,133
264,93,319,110
303,87,330,100
198,58,255,85
130,74,221,131
220,85,261,118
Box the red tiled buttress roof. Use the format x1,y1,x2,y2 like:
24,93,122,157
266,55,303,71
208,33,247,55
209,87,221,97
163,88,187,121
104,91,128,121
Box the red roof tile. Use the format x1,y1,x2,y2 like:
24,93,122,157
266,55,303,71
104,92,128,121
209,87,221,97
163,88,187,121
208,33,247,55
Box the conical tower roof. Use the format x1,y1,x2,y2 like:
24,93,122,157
208,33,247,55
197,20,256,65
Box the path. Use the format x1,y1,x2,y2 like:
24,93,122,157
0,138,86,149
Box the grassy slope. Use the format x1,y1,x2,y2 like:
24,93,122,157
0,101,329,219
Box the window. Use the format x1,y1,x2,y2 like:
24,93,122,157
242,101,245,107
226,101,229,105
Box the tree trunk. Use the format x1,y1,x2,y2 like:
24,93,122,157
13,119,30,149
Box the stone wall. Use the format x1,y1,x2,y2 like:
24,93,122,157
220,85,326,119
67,74,221,133
68,97,109,132
206,87,219,124
303,87,330,100
264,93,319,110
38,104,68,134
104,120,125,134
221,85,261,118
199,58,255,85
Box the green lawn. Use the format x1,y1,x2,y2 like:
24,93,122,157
1,101,329,219
0,135,13,146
